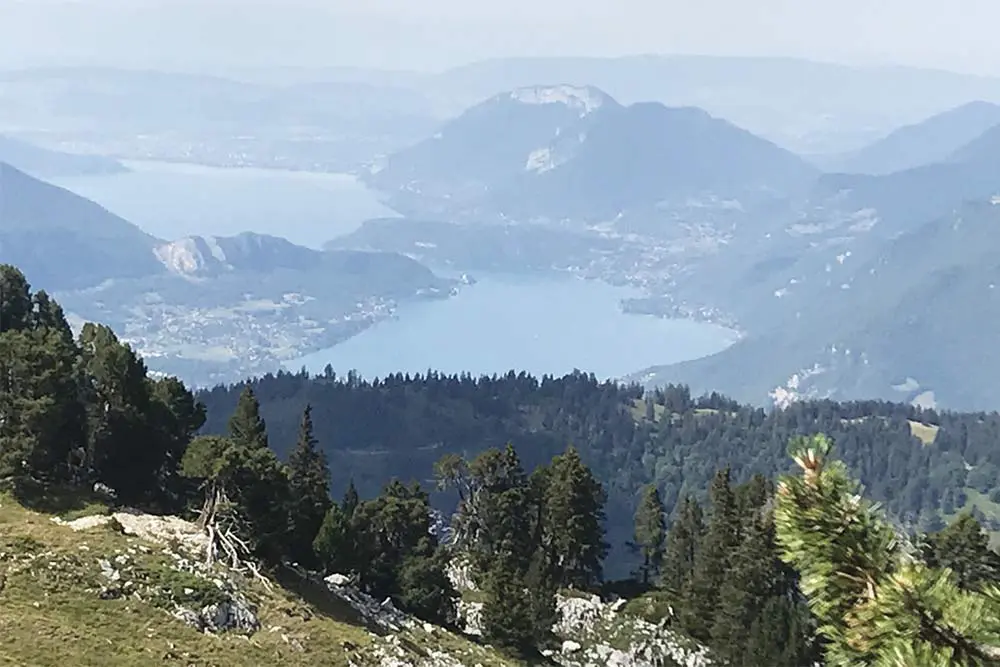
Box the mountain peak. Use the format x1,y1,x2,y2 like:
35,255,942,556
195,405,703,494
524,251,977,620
506,84,613,115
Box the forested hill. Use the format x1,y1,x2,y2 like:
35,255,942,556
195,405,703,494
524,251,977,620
198,369,1000,570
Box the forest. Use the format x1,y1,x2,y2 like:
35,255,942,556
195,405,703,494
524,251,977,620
4,261,1000,664
197,364,1000,573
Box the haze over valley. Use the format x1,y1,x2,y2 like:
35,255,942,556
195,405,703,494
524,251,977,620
4,47,1000,406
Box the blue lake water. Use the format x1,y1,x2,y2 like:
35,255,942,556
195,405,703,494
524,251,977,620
50,160,396,248
288,273,738,381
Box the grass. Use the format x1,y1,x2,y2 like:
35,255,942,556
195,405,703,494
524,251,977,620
0,492,515,667
938,488,1000,550
907,420,939,446
629,400,722,424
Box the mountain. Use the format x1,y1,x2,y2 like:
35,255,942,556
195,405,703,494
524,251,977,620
0,134,127,177
366,85,817,224
427,56,1000,154
640,199,1000,411
824,101,1000,174
365,84,619,217
784,115,1000,244
0,161,164,289
493,102,817,222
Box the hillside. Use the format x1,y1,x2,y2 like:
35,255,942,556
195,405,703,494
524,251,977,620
0,490,516,667
0,134,128,178
642,198,1000,410
366,86,816,224
0,161,164,289
827,100,1000,175
364,84,620,218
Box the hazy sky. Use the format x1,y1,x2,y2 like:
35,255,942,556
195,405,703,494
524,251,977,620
4,0,1000,75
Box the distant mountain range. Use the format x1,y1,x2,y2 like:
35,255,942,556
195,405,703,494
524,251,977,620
0,67,443,172
818,101,1000,174
365,84,816,224
423,55,1000,154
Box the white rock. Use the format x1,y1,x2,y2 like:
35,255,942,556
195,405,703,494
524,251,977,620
562,640,582,653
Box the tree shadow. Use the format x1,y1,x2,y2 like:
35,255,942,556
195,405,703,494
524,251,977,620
7,479,110,518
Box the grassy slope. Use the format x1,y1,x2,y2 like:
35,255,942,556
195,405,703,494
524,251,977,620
0,492,513,667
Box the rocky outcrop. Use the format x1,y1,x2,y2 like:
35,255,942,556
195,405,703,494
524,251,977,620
448,557,711,667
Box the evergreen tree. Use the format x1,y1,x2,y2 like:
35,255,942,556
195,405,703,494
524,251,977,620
0,285,84,486
77,323,160,503
182,432,292,566
633,483,667,585
775,433,1000,666
227,386,268,450
286,404,332,566
681,467,740,641
396,547,459,627
342,478,360,519
0,264,33,332
661,494,703,596
480,559,543,655
351,480,457,624
923,512,1000,592
438,445,536,578
541,445,608,589
313,504,352,575
148,376,206,509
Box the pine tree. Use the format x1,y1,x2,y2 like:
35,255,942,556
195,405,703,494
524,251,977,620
342,478,360,519
313,504,352,575
775,433,1000,666
661,494,703,596
923,512,1000,592
710,509,779,664
480,559,542,655
681,467,740,641
77,323,160,503
286,404,332,566
397,547,459,627
227,386,268,450
148,376,206,509
350,479,456,621
541,444,608,589
182,428,292,567
633,483,667,585
0,264,33,332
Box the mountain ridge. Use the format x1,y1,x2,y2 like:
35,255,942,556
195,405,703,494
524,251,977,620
367,87,816,224
825,100,1000,174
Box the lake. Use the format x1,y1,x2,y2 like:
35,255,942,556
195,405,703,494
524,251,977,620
288,273,738,381
52,160,738,380
50,160,396,248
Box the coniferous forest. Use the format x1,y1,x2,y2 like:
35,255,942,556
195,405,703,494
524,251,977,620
5,262,1000,664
